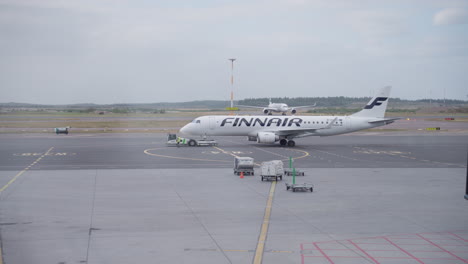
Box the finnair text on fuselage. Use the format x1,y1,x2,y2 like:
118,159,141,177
221,117,303,127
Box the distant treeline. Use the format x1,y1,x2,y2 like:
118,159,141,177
0,101,230,110
237,97,467,107
1,97,466,111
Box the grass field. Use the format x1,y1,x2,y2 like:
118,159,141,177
1,110,467,134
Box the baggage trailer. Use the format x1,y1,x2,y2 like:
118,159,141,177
284,168,305,176
260,160,283,181
234,157,254,176
285,182,314,192
166,133,218,147
261,175,282,181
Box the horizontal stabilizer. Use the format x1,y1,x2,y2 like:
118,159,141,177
368,117,401,125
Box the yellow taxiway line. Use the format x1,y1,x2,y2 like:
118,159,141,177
0,147,54,264
144,148,232,163
0,147,54,193
146,145,301,264
213,145,280,263
253,180,277,264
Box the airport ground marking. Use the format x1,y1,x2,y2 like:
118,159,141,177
354,147,465,167
212,146,266,167
301,231,468,264
0,147,54,193
253,147,310,163
184,248,293,253
13,152,75,157
253,180,277,264
212,146,238,157
314,148,360,161
144,148,232,163
145,146,308,166
0,147,53,264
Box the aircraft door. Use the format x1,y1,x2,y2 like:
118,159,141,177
345,116,351,131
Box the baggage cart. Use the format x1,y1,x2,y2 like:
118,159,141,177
284,168,305,176
285,182,314,192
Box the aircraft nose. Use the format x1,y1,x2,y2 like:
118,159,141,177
180,123,192,135
179,124,188,134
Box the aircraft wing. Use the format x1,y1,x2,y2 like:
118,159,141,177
288,103,317,109
267,117,338,138
236,105,267,109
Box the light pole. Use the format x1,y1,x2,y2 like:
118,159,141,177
228,58,236,113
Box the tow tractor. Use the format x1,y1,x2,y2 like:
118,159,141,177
166,133,218,147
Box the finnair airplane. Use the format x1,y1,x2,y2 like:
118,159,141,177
237,99,315,115
180,86,398,147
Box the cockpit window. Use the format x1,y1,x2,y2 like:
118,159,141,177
191,119,201,124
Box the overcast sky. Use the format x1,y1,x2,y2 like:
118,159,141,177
1,0,467,104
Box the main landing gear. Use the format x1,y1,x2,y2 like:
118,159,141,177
279,139,295,147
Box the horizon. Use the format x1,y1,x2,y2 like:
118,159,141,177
1,96,467,107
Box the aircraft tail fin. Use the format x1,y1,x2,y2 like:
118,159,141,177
351,86,392,118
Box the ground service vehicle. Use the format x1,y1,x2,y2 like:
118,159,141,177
234,157,254,176
166,133,218,147
260,160,284,181
54,127,70,135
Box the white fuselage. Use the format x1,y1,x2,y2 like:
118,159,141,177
181,86,393,144
267,103,289,113
180,115,384,138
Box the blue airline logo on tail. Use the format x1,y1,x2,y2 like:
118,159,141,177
364,97,388,109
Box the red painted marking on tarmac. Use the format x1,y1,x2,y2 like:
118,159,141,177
416,234,468,263
300,243,304,264
382,237,425,264
300,232,468,264
347,239,380,264
449,232,468,243
312,243,335,264
304,256,365,259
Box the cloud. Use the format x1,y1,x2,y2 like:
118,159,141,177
434,7,468,25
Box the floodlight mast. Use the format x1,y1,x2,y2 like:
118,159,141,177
228,58,236,114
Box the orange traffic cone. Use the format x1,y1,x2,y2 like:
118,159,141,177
240,171,244,179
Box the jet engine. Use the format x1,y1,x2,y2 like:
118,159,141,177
263,108,269,115
256,132,278,143
291,108,297,114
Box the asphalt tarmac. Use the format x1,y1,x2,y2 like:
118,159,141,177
0,132,466,170
0,132,467,264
